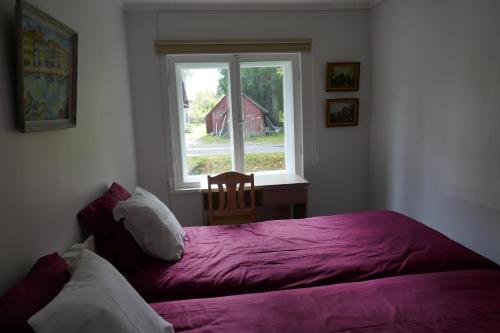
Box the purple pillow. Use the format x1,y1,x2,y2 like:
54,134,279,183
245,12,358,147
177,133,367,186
78,182,149,272
0,253,70,333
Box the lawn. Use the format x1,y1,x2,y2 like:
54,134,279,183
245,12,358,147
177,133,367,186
187,152,285,175
186,123,284,145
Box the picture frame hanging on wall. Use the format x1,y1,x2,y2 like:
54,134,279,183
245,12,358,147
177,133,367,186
326,62,360,91
15,0,78,132
326,98,359,127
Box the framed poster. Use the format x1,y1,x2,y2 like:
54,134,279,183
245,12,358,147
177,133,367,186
326,62,360,92
326,98,359,127
16,0,78,132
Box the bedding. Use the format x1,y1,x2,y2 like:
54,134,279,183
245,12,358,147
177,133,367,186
61,235,96,267
29,250,173,333
153,269,500,333
78,182,149,272
113,187,185,261
0,253,70,333
128,210,498,302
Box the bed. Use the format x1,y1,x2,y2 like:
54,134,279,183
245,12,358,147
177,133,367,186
152,269,500,333
127,210,498,302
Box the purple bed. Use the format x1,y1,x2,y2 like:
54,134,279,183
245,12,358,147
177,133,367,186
127,210,498,302
152,269,500,333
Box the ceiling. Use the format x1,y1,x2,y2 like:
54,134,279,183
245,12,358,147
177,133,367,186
122,0,383,10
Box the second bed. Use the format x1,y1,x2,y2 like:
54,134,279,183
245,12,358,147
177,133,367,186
127,210,497,302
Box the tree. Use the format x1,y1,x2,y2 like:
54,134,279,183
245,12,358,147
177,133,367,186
217,67,283,126
189,90,219,123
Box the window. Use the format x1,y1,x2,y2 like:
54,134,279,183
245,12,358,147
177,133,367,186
166,54,302,188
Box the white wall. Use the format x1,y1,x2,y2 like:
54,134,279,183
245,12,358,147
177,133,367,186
0,0,137,293
370,0,500,263
126,10,371,226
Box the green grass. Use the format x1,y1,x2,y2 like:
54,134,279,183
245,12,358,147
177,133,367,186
244,132,284,144
198,132,284,145
187,152,285,175
199,134,230,144
186,123,284,145
245,152,285,172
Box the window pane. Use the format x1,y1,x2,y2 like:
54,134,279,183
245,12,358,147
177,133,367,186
240,63,286,173
178,65,233,178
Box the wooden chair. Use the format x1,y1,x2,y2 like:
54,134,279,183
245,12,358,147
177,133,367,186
207,171,256,226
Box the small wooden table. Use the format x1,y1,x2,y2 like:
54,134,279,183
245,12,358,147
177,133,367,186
201,174,308,223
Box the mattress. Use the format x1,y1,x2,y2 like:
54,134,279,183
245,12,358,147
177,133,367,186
128,210,498,302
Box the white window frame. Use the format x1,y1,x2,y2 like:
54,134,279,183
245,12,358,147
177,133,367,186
166,53,303,189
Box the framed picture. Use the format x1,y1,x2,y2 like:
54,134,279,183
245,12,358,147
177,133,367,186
16,0,78,132
326,62,360,91
326,98,359,127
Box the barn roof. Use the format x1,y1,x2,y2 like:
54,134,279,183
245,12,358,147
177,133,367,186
205,95,229,118
205,94,269,118
242,94,269,115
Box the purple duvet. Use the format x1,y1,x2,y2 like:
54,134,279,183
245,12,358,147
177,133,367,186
128,210,498,302
152,270,500,333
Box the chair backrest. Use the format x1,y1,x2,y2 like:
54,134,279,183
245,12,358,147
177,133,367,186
207,171,256,225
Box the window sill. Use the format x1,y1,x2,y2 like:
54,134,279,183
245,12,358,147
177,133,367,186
171,173,308,195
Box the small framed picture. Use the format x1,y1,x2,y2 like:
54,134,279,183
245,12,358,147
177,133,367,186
326,98,359,127
326,62,360,91
16,0,78,132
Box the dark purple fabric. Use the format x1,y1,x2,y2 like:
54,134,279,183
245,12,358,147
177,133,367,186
0,253,70,333
152,269,500,333
128,210,498,302
78,182,148,272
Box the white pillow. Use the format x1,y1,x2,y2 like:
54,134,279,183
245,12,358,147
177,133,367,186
83,235,96,252
61,250,80,267
61,236,96,267
113,187,185,261
28,249,174,333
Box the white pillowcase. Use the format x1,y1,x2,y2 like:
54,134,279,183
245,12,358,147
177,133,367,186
82,235,96,252
113,187,185,261
61,236,96,267
28,249,174,333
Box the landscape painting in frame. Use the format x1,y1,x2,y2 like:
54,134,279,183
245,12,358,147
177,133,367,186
326,62,360,91
326,98,359,127
16,0,78,132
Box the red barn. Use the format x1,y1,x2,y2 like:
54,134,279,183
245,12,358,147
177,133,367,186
205,94,272,137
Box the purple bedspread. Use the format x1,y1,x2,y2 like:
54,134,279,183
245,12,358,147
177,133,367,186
128,210,498,302
152,270,500,333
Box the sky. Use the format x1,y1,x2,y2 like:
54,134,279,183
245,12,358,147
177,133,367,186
183,68,222,100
